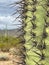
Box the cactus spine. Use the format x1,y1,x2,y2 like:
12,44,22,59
13,0,49,65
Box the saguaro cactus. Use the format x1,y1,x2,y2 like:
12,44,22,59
12,0,49,65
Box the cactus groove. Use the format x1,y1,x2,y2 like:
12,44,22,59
13,0,49,65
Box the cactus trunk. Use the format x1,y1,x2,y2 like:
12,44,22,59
13,0,49,65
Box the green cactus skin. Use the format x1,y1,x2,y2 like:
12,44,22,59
13,0,49,65
24,0,49,65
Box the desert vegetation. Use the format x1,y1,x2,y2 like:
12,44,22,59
0,35,25,65
0,36,21,49
0,0,49,65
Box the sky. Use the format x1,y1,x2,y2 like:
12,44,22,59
0,0,21,30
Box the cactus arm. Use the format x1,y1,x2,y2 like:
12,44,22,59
12,0,49,65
